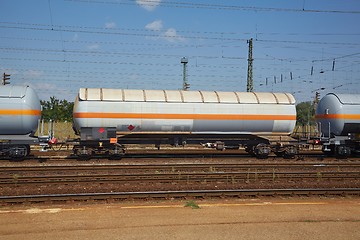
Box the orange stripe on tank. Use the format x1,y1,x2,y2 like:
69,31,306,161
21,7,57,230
316,114,360,120
0,109,41,116
73,112,296,121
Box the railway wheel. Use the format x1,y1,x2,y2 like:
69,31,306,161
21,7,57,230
254,144,270,159
75,146,93,160
108,146,126,160
283,146,298,159
9,145,30,159
335,145,351,159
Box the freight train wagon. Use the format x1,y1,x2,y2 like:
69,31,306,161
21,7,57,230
0,85,46,158
316,93,360,157
72,88,297,158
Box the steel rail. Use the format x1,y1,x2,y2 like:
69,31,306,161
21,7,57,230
1,162,360,173
1,171,359,185
1,188,359,204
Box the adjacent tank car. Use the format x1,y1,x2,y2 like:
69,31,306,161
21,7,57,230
316,93,360,157
73,88,297,158
0,85,42,158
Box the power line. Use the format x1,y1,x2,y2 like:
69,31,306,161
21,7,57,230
312,52,360,62
0,57,246,71
1,22,360,46
2,45,359,64
0,47,247,62
255,39,360,46
66,0,360,14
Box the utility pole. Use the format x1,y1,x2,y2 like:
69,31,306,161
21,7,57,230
246,38,253,92
181,57,189,91
2,73,10,85
314,91,321,111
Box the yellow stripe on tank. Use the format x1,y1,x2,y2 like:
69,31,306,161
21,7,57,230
73,112,296,121
315,114,360,120
0,109,41,116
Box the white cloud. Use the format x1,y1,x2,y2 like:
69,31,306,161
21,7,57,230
144,20,186,43
32,82,56,91
145,20,163,31
72,33,79,41
87,44,100,50
162,28,185,42
136,0,161,11
26,70,44,78
129,74,140,81
105,22,117,29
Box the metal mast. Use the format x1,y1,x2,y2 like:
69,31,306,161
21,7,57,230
181,57,189,91
246,38,253,92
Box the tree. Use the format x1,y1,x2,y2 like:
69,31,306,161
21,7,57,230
296,101,315,126
40,97,74,122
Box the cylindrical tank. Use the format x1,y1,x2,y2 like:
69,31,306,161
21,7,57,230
316,93,360,136
0,85,41,135
73,88,296,136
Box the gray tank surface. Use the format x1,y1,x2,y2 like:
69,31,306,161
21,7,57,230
0,85,41,136
73,88,297,136
316,93,360,137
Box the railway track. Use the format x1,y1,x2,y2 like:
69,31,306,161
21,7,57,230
1,161,359,202
1,162,359,187
1,162,359,183
1,162,360,173
1,189,359,205
0,171,359,185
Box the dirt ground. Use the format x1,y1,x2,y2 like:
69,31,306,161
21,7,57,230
0,197,359,240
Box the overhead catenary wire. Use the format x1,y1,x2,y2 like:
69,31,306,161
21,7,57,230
66,0,360,14
1,21,360,46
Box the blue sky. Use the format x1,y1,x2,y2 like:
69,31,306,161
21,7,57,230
1,0,359,103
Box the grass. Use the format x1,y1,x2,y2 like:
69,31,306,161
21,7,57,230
184,200,201,209
12,174,20,187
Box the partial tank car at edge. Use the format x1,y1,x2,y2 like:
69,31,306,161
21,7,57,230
316,93,360,157
0,85,47,158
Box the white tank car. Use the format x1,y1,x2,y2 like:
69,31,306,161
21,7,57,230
0,85,41,136
73,88,296,135
316,93,360,136
315,93,360,157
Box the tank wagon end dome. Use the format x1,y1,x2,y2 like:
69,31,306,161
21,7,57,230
324,93,360,105
0,85,29,98
316,92,360,136
0,85,41,136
